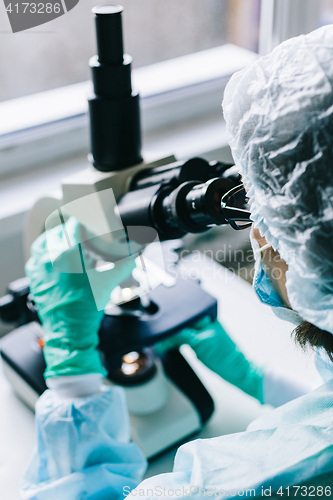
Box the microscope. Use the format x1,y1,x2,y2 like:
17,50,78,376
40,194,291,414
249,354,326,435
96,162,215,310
0,6,242,459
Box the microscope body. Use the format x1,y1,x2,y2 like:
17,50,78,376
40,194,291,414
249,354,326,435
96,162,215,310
24,151,177,257
0,5,244,459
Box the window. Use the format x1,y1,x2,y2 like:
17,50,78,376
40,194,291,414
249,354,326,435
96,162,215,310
319,0,333,25
259,0,333,56
0,0,261,102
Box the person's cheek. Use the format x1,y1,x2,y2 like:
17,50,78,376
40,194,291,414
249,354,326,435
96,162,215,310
250,226,268,248
262,250,291,309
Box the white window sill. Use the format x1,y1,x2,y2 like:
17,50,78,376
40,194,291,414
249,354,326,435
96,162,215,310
0,44,257,241
0,44,256,137
0,111,232,241
0,44,256,176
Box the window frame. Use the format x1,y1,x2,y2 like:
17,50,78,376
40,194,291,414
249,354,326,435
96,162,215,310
0,44,258,178
259,0,321,55
0,0,324,178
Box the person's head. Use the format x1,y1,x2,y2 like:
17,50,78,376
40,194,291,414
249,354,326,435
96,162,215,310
222,25,333,360
250,226,333,360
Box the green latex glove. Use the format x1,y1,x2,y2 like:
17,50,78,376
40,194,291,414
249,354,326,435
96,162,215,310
25,217,136,379
156,316,264,403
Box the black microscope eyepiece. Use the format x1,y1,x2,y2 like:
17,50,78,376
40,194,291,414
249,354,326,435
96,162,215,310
117,158,241,239
92,5,124,65
89,5,143,172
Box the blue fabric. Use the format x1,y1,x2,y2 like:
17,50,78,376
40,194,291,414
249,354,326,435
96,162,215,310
21,381,333,499
253,264,284,308
20,387,147,500
316,348,333,383
134,381,333,497
253,261,302,326
251,235,303,326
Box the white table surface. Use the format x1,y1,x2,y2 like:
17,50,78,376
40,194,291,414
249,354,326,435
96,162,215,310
0,255,323,499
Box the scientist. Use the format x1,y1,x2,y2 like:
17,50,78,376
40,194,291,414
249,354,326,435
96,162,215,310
21,25,333,499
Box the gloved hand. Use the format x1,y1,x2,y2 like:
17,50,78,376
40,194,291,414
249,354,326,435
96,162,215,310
156,317,312,406
25,217,136,379
155,316,265,403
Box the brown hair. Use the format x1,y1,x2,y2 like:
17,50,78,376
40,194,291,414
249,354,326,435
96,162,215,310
293,321,333,361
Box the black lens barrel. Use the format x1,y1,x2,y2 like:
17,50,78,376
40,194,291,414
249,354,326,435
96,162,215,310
89,5,142,172
185,178,231,226
118,178,232,240
93,5,124,65
117,159,240,238
162,181,208,235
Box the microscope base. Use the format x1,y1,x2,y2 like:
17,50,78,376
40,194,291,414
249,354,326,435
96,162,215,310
2,358,40,409
1,322,213,460
130,379,201,459
1,356,202,459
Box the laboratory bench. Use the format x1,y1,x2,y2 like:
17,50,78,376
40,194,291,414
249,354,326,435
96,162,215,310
0,255,322,499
